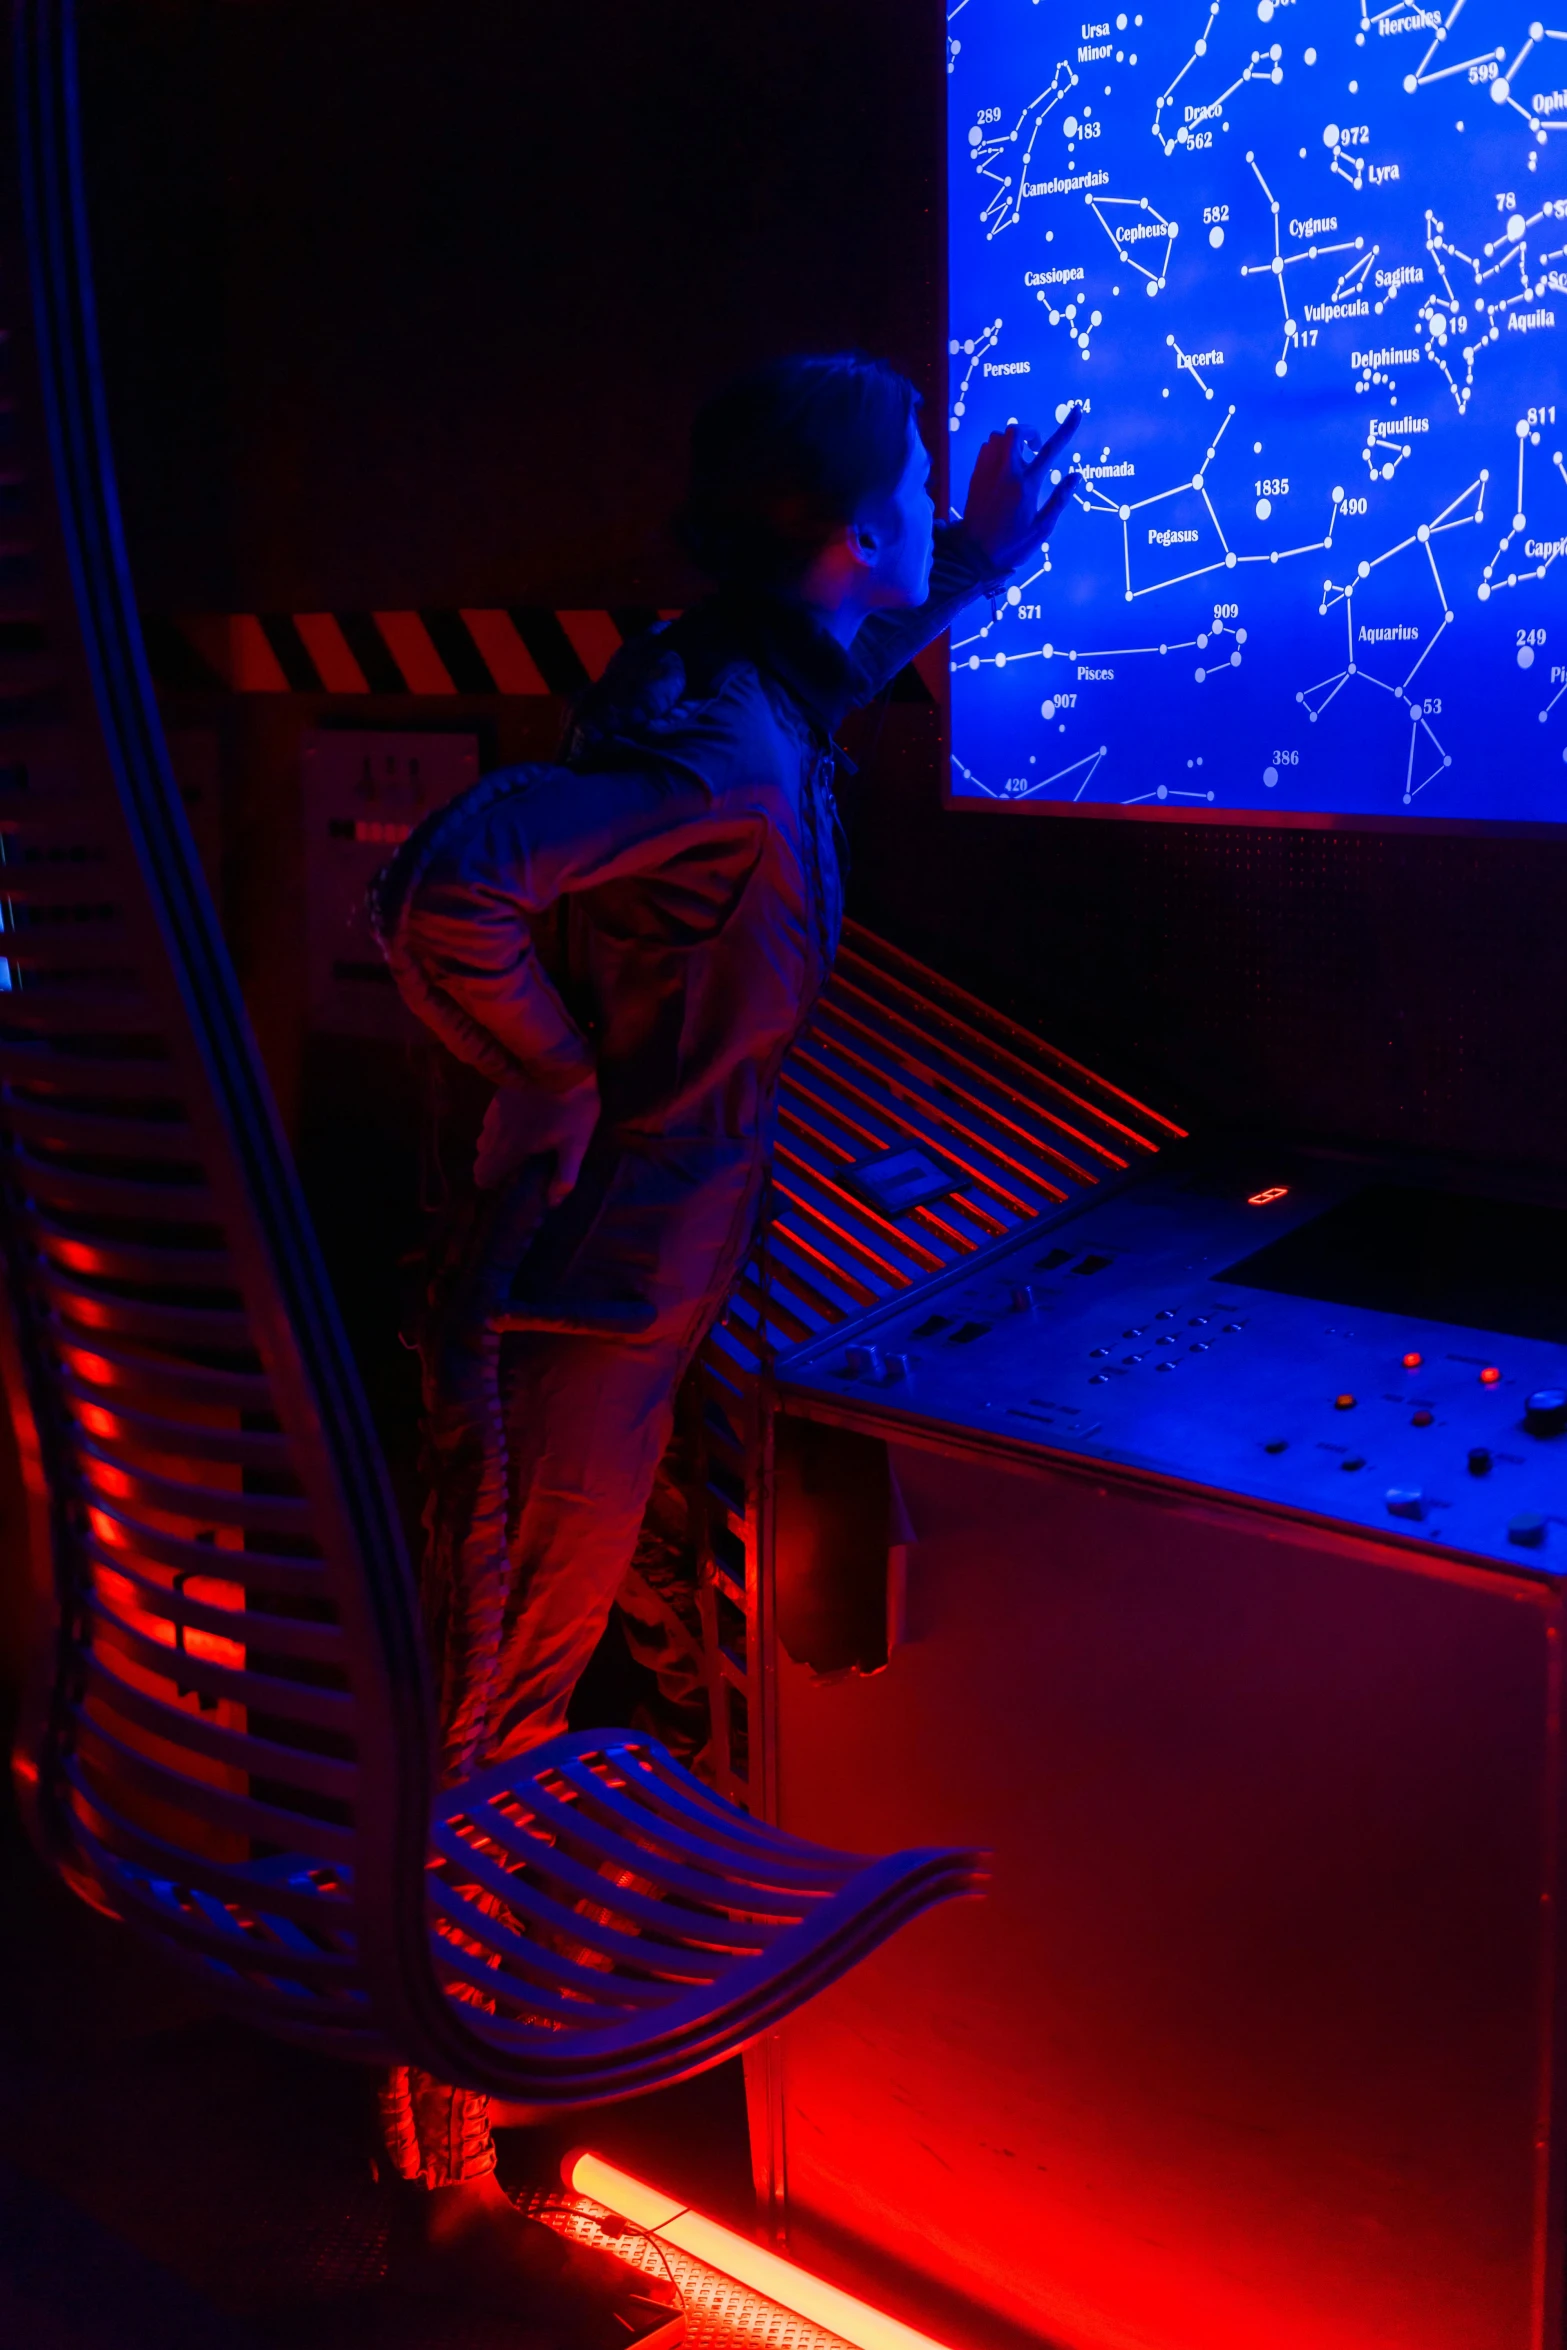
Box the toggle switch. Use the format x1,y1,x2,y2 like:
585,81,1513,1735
1011,1285,1042,1312
1385,1488,1426,1521
843,1345,883,1381
1467,1447,1493,1476
1509,1512,1548,1549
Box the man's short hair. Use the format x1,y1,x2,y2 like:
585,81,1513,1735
678,352,923,590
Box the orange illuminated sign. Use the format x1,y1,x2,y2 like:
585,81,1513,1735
1247,1185,1290,1205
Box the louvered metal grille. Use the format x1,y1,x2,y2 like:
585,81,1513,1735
0,0,437,2061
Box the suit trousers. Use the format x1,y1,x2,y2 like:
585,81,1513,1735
381,1318,718,2188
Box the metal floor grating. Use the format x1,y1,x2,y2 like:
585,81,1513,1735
525,2191,859,2350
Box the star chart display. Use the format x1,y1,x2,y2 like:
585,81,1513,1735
946,1,1567,819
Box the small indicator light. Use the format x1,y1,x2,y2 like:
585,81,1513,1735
1335,1393,1356,1410
1480,1366,1502,1386
1402,1351,1423,1370
1248,1185,1290,1205
1411,1409,1434,1428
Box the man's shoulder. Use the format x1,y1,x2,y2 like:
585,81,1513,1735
565,623,800,793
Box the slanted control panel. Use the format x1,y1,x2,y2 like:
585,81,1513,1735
779,1149,1567,1575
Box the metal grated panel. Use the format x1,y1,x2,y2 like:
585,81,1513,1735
709,920,1183,1382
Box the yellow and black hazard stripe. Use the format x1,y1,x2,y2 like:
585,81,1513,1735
143,606,937,704
145,607,666,697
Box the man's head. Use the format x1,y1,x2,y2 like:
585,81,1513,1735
679,354,935,618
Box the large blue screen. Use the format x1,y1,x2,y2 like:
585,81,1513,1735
946,1,1567,821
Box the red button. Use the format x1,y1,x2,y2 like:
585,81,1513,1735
1480,1366,1502,1386
1335,1394,1356,1411
1402,1351,1423,1370
1412,1410,1434,1427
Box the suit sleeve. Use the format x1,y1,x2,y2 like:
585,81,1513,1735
376,761,761,1090
848,522,1012,704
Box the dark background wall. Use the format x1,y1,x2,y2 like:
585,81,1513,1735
77,0,1567,1180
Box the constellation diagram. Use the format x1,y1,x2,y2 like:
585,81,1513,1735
1075,405,1341,597
1300,475,1486,799
1477,409,1567,594
947,319,1004,434
950,745,1109,801
1151,6,1288,154
1240,155,1366,375
1419,199,1567,413
1089,193,1178,289
948,0,1567,820
965,65,1078,240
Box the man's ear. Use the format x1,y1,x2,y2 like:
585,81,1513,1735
845,517,881,572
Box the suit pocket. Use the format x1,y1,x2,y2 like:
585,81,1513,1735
509,1131,762,1341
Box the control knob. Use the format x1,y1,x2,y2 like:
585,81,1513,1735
1524,1389,1567,1437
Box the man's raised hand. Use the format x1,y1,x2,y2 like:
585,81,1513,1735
960,408,1082,575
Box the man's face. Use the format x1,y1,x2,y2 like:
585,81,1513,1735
857,420,936,609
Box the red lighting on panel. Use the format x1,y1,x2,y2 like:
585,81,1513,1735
1247,1185,1289,1205
1402,1351,1423,1370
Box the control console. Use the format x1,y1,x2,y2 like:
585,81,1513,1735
779,1147,1567,1575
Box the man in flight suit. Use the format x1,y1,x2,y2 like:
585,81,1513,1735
373,354,1079,2322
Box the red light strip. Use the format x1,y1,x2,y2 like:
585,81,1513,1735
564,2152,957,2350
